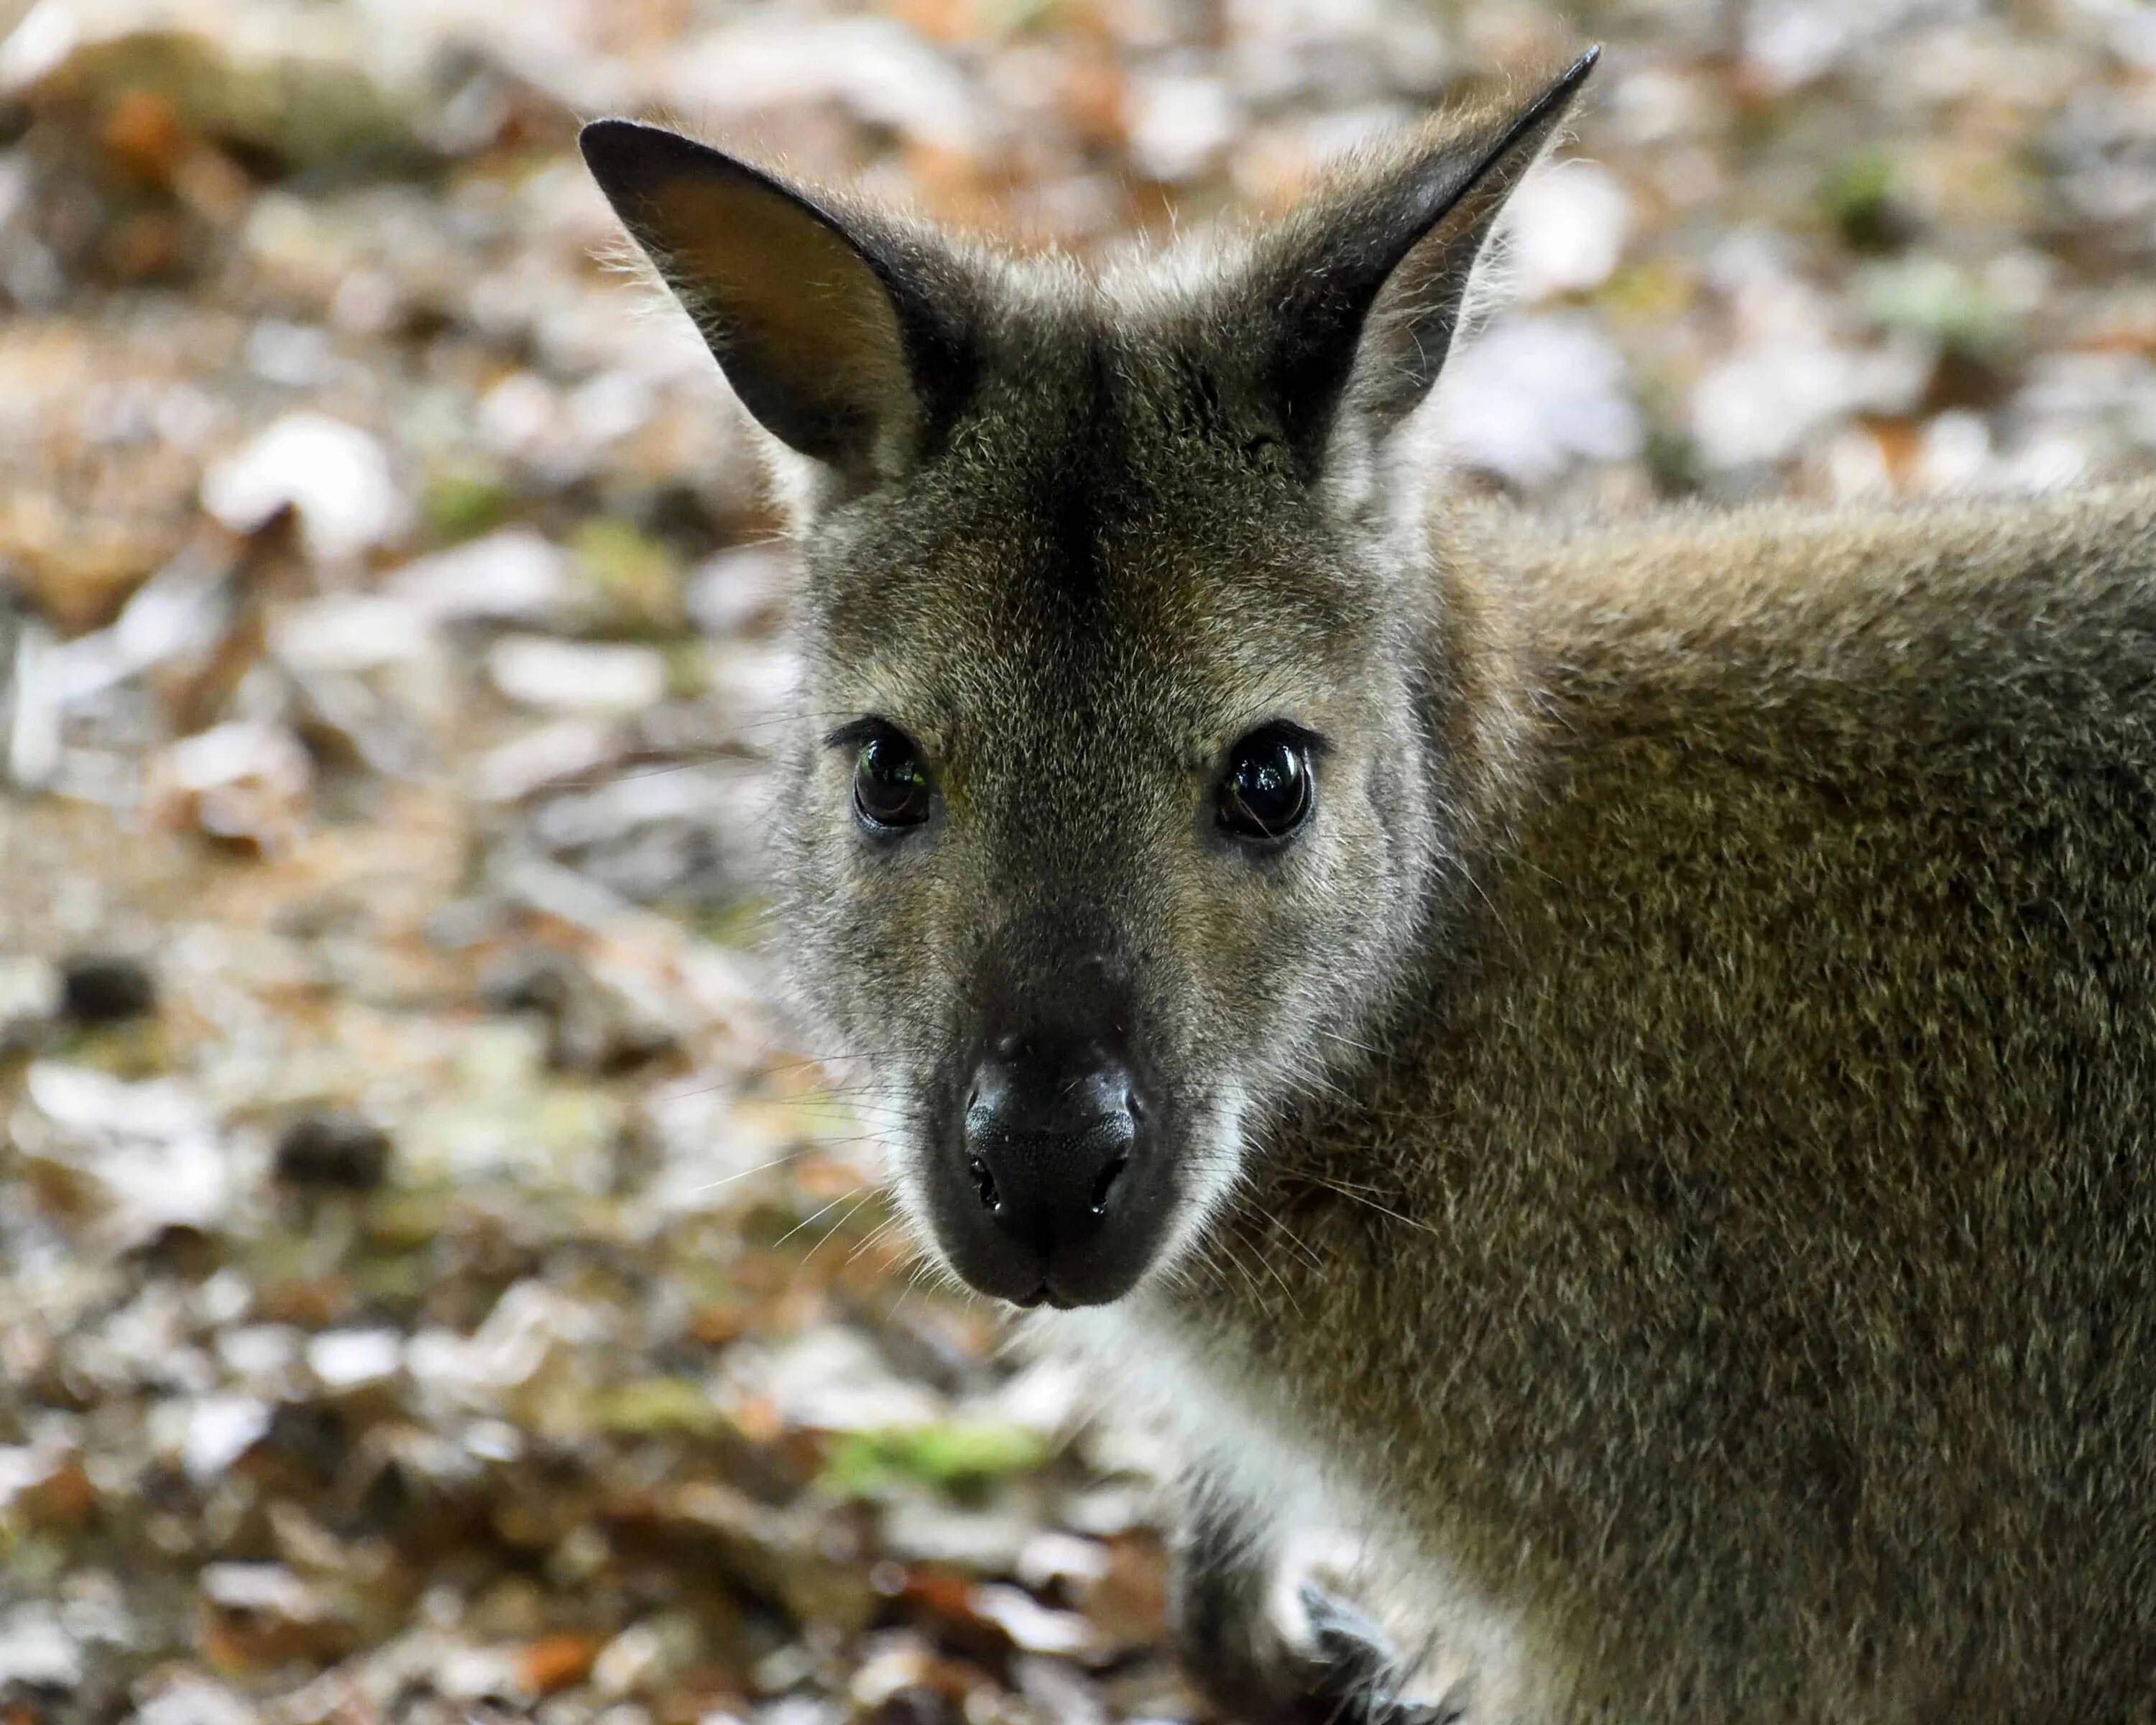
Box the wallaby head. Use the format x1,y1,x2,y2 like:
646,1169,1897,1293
581,52,1593,1309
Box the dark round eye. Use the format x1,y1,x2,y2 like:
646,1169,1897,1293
1217,728,1312,843
854,727,934,831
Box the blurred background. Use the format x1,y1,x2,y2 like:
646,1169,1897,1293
1,0,2153,1719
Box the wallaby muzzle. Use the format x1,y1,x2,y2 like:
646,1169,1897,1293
936,1032,1162,1306
923,946,1181,1305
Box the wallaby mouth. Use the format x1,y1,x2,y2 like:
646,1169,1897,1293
921,1029,1180,1307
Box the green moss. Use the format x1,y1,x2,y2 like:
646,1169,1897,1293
1820,150,1904,253
591,1377,726,1438
572,518,683,634
1859,256,2015,364
420,466,510,543
819,1421,1051,1498
694,898,772,949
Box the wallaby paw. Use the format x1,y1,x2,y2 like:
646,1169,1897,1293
1265,1584,1465,1725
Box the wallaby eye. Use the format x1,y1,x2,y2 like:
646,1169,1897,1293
853,725,934,832
1218,727,1314,844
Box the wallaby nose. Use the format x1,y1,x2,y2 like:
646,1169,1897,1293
962,1044,1141,1275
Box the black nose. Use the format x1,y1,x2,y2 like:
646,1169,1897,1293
959,1041,1143,1288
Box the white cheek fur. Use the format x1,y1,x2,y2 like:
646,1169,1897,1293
857,1082,953,1274
1137,1079,1252,1295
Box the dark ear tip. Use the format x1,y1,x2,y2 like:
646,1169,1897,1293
1503,44,1600,142
577,120,786,213
579,117,662,175
1549,45,1602,102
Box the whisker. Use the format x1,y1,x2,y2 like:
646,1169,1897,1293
680,1149,803,1193
770,1188,868,1248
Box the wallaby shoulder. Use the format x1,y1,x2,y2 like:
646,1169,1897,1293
1477,481,2156,678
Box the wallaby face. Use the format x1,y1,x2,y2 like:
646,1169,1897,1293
581,56,1593,1307
784,424,1427,1309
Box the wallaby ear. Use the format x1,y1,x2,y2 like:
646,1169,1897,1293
1250,48,1600,471
579,120,965,479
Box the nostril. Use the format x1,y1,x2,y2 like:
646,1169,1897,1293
1125,1089,1146,1125
1090,1153,1129,1217
967,1154,999,1211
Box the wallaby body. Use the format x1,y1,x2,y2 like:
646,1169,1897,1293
581,55,2156,1724
1060,488,2156,1724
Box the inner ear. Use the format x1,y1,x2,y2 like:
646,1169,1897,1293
1251,48,1601,472
580,121,967,479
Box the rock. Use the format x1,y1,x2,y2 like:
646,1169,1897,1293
178,1394,272,1481
1125,70,1238,183
388,527,573,626
1506,161,1631,300
663,16,985,155
485,635,669,717
967,1586,1097,1657
1433,314,1643,487
470,718,623,804
0,1603,82,1690
201,413,407,564
0,0,438,175
269,592,435,676
145,719,312,855
19,1062,232,1244
685,546,789,638
198,1561,354,1669
478,947,681,1074
129,1670,259,1725
305,1328,403,1392
0,954,64,1052
272,1111,393,1192
57,950,157,1024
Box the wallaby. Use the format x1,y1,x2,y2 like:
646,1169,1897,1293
581,48,2156,1725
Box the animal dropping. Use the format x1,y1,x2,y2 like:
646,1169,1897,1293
584,50,2156,1724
